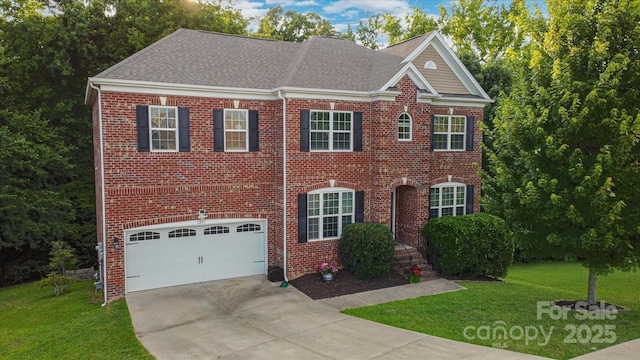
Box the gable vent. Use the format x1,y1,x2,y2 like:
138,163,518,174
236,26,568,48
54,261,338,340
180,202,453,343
424,60,437,70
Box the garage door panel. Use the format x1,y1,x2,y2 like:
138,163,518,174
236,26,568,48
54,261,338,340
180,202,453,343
126,221,266,293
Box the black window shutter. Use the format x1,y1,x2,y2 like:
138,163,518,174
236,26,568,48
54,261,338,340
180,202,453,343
213,109,224,152
178,107,190,152
249,110,259,152
466,185,475,214
429,114,435,151
466,116,475,151
298,194,307,243
353,112,363,151
300,110,310,152
355,191,364,223
136,105,150,152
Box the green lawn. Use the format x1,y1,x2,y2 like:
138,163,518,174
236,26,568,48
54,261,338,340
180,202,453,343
0,280,152,360
344,262,640,360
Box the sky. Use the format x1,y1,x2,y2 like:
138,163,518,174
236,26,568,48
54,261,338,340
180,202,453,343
230,0,545,33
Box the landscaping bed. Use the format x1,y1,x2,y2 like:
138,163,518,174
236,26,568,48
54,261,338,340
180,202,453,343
290,269,415,300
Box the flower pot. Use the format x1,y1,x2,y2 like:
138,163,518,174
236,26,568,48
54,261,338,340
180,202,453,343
322,273,334,282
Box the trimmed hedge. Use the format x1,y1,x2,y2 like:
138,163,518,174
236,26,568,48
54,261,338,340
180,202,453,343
339,222,395,279
423,213,514,278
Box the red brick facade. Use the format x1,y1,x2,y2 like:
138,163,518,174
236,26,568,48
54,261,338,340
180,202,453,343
93,75,483,301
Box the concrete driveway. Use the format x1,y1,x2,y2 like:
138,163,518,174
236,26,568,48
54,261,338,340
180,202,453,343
127,275,549,359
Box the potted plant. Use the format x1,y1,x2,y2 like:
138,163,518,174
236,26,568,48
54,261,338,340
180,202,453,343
316,263,338,282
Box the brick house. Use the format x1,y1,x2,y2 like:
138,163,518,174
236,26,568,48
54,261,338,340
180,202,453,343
85,29,490,303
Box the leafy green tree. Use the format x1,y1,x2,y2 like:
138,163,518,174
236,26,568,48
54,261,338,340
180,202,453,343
438,0,533,64
355,13,381,49
39,240,79,296
483,0,640,305
255,5,336,42
341,24,356,41
0,109,74,284
0,0,249,284
403,8,439,40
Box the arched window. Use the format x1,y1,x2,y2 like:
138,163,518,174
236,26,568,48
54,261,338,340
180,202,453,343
237,224,261,232
204,226,229,235
129,231,160,241
168,228,196,238
398,113,412,141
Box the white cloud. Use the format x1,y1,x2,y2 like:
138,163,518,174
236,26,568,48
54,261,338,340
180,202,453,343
231,0,269,19
323,0,411,16
265,0,319,5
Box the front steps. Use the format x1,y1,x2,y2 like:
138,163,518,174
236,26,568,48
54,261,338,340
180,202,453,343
393,244,437,279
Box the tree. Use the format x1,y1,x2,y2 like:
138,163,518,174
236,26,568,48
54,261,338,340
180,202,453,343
39,240,79,296
255,5,336,42
483,0,640,305
0,109,74,284
0,0,249,285
438,0,534,64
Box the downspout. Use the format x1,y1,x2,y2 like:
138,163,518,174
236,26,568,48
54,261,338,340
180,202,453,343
277,90,289,284
90,81,108,307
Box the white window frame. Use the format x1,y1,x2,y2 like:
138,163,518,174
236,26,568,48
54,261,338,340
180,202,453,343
224,109,249,152
310,110,353,152
149,105,179,152
430,182,466,218
433,115,466,151
307,187,354,241
398,113,412,141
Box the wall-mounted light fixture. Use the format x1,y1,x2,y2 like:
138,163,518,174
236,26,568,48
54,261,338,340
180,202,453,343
113,236,120,250
197,209,208,223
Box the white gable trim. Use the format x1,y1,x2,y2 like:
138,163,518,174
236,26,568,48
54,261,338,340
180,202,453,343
400,32,490,101
379,62,438,95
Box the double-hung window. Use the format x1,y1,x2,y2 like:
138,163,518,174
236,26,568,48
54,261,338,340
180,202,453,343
136,105,190,152
433,115,466,150
150,106,178,151
310,111,352,151
224,109,248,151
307,189,354,240
429,183,470,218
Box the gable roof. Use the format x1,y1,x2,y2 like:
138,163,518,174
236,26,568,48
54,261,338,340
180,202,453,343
88,29,490,104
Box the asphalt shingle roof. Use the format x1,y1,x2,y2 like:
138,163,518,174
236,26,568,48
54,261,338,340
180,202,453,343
94,29,412,92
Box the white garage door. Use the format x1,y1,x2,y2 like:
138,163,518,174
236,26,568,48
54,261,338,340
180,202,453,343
125,219,266,292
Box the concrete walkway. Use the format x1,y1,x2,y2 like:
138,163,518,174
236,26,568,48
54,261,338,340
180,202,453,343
126,275,637,359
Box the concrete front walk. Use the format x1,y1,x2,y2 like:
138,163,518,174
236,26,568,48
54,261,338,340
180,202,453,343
127,276,548,359
318,278,465,311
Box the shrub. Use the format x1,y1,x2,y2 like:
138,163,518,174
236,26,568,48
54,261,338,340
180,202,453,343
39,241,79,296
423,213,514,278
339,222,395,279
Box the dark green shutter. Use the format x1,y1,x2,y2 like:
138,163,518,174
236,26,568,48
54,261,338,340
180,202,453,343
353,112,363,151
466,116,475,151
355,191,364,222
178,107,190,152
429,114,435,151
249,110,259,152
213,109,224,152
466,185,475,214
136,105,150,152
300,110,310,152
298,194,307,243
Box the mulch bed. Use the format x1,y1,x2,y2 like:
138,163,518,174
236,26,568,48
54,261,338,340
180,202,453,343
289,270,410,300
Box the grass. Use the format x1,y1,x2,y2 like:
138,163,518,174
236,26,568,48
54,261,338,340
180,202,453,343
343,262,640,359
0,280,152,360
